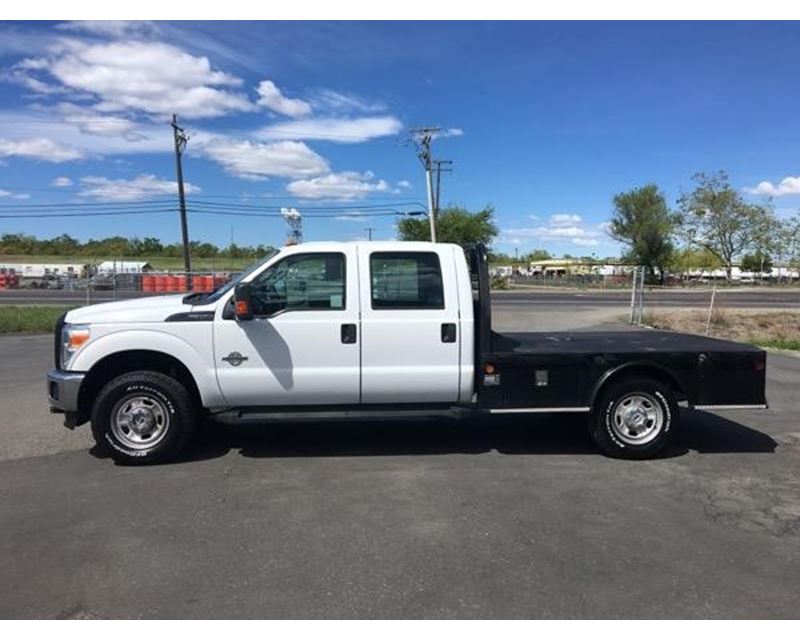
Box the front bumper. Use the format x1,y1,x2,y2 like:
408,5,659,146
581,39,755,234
47,369,85,414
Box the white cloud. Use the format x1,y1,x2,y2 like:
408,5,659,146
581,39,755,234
0,189,25,199
550,213,582,227
312,89,386,114
744,176,800,197
54,103,143,138
334,213,373,221
287,171,390,200
56,21,159,38
501,213,604,248
397,180,412,189
52,176,73,187
15,39,255,119
78,173,199,202
0,137,84,162
0,110,179,156
256,80,311,118
258,116,402,143
201,138,329,181
431,127,464,140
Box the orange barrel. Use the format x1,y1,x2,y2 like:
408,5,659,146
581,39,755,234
142,275,154,292
166,275,178,292
0,274,6,289
213,274,228,289
155,275,167,293
177,275,188,292
192,275,205,292
203,275,214,291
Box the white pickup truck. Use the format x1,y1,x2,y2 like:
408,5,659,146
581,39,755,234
47,241,767,463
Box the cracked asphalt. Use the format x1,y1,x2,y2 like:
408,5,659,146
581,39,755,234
1,309,799,618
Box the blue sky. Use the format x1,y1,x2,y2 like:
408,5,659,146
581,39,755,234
0,20,799,257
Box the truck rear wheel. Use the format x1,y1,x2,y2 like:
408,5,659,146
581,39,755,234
590,377,678,459
91,371,196,464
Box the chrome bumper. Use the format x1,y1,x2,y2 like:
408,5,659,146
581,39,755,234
47,369,85,413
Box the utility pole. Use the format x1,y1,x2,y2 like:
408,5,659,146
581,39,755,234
432,159,453,218
410,127,440,242
171,114,191,288
365,227,375,241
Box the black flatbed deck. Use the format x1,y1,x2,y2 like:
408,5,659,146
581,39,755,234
495,330,764,356
467,244,767,412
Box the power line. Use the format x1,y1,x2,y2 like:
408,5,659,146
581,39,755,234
0,200,177,210
187,199,427,212
0,208,425,220
0,209,177,219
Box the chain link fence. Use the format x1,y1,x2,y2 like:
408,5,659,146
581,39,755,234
0,267,236,305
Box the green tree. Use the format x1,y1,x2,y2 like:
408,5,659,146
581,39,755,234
677,171,771,280
396,205,498,247
781,213,800,282
140,237,164,255
609,184,677,283
674,246,723,273
524,249,552,262
741,251,773,274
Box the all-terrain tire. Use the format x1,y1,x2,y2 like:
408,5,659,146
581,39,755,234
90,370,196,464
590,377,678,459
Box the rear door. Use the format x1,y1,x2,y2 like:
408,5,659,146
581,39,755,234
358,245,461,404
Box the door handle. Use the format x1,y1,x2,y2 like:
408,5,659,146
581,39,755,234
441,323,457,343
341,323,357,344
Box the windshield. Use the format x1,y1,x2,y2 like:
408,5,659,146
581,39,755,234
186,250,278,306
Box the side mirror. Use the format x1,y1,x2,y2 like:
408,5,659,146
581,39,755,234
233,282,254,321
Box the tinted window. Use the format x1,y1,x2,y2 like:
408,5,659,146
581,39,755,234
370,252,444,309
249,253,345,316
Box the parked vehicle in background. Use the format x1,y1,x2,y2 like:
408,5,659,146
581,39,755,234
47,242,768,464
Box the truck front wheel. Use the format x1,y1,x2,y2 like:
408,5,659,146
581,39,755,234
590,377,678,459
91,371,196,464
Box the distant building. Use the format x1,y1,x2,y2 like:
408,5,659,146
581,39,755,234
96,261,152,274
528,259,629,278
0,262,86,278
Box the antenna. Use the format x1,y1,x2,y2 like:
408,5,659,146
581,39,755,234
281,207,303,245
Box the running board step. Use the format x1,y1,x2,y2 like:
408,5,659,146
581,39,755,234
214,406,472,423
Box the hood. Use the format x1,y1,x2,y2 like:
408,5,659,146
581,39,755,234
65,294,194,324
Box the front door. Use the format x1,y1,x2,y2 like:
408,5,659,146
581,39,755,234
358,246,462,404
214,248,360,407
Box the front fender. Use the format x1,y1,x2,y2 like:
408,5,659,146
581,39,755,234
69,327,225,407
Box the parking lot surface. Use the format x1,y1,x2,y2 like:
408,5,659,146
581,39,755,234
1,303,799,618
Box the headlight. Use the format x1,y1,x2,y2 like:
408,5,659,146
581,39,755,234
61,324,91,368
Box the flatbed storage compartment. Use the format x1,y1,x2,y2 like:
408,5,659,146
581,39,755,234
479,330,767,410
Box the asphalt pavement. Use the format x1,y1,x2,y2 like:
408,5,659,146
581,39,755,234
1,307,799,618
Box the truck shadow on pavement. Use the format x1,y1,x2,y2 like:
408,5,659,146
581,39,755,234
131,408,777,464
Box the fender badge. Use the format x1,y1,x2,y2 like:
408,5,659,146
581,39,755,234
222,351,248,366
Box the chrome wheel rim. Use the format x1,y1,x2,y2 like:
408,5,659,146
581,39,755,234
111,394,170,450
611,392,664,445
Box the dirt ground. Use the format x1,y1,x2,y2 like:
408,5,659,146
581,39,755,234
646,309,800,350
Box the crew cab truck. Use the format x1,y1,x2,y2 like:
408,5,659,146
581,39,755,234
47,242,768,463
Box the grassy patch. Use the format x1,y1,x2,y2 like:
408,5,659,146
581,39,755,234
645,309,800,350
0,306,73,333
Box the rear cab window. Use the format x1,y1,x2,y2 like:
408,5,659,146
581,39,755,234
369,252,444,310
